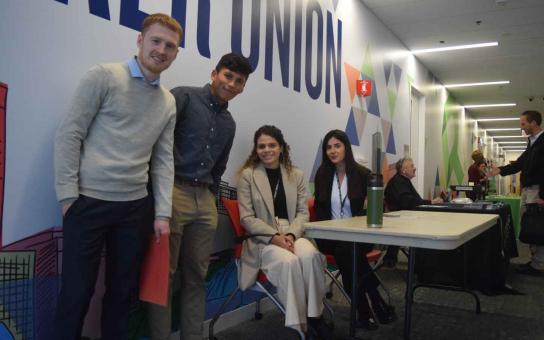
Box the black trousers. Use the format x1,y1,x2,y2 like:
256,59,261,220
316,239,379,317
53,195,153,340
384,245,400,261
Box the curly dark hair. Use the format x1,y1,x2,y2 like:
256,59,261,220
241,125,293,174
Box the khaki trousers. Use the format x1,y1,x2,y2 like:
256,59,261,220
521,185,544,270
261,237,326,333
148,183,217,340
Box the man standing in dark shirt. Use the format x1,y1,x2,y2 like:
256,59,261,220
382,157,443,267
488,110,544,276
147,53,252,340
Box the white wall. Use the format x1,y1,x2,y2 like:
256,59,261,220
1,0,472,246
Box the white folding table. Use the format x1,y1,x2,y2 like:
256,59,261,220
304,210,499,340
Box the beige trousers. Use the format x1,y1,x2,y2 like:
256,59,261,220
261,237,326,332
521,185,544,270
148,183,218,340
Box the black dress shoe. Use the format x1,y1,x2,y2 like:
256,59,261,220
374,303,397,324
516,263,544,276
307,316,333,340
356,317,379,330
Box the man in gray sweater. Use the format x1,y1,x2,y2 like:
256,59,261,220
53,13,182,340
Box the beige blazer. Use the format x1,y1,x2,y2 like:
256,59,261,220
237,163,309,290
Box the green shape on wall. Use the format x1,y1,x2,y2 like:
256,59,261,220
388,89,397,116
441,95,464,186
361,45,374,78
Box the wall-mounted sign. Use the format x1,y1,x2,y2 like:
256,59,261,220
357,79,372,97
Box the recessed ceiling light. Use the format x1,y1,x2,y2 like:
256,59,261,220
411,42,498,55
476,117,518,122
486,128,520,131
445,81,510,88
464,103,516,108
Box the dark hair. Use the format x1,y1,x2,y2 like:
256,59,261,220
475,159,486,167
142,13,183,44
522,110,542,126
215,53,253,80
241,125,293,173
316,130,369,199
320,130,358,171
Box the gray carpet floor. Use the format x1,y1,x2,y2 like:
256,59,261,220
215,242,544,340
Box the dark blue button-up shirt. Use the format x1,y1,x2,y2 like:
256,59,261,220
171,84,236,193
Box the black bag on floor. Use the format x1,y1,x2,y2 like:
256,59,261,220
519,204,544,245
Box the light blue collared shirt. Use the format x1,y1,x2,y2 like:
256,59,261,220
128,56,160,86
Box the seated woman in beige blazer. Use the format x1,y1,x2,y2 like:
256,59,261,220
237,125,330,339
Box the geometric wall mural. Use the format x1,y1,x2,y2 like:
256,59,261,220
0,184,270,340
310,43,406,182
441,95,465,187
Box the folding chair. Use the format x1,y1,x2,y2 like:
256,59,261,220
209,198,322,340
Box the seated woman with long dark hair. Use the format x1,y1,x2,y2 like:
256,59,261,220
314,129,396,330
237,125,331,339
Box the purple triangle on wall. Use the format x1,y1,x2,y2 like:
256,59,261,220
386,126,396,154
345,108,360,146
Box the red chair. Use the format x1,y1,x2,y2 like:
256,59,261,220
208,198,306,340
307,198,390,305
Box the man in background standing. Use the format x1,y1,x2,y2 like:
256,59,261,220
489,110,544,276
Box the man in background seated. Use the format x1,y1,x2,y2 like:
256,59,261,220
382,157,443,268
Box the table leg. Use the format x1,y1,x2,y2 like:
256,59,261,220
404,247,415,340
349,242,359,338
463,243,481,313
345,242,368,340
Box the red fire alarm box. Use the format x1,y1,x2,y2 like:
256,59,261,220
356,80,372,97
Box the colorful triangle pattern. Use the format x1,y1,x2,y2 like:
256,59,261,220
386,126,396,154
344,63,361,104
345,108,360,146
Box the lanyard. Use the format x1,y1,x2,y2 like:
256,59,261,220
273,175,281,227
273,179,280,200
336,172,348,218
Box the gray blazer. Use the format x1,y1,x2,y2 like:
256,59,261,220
237,163,309,290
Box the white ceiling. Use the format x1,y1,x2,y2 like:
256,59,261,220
360,0,544,143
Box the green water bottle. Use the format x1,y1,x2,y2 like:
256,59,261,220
367,173,384,228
